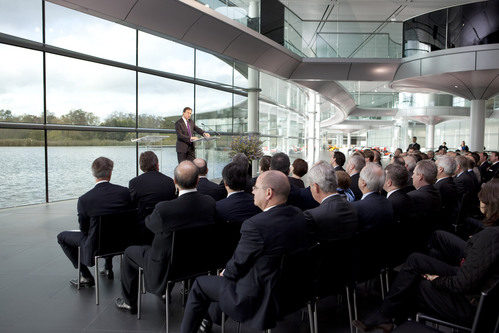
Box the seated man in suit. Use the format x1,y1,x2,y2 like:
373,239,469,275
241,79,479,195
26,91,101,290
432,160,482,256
194,158,225,201
216,162,261,224
478,152,490,181
401,155,417,193
435,155,459,228
180,170,309,333
483,151,498,182
129,151,176,245
408,160,442,243
57,157,132,286
304,161,358,242
345,154,366,201
115,161,216,314
455,155,476,197
351,163,394,232
331,150,346,172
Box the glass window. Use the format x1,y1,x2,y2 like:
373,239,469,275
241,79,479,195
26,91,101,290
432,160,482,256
0,0,42,42
138,73,194,129
195,50,233,86
46,54,136,126
47,130,136,201
196,135,232,180
137,132,177,177
259,101,277,136
0,44,43,123
45,2,136,64
0,129,45,208
234,62,248,88
195,86,233,133
138,32,194,77
233,94,247,134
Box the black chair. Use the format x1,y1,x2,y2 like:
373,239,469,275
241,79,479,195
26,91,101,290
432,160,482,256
221,245,316,333
309,238,356,333
77,209,137,305
136,223,220,333
212,221,242,271
416,280,499,333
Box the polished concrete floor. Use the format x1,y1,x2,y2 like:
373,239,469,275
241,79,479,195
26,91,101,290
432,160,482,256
0,199,378,333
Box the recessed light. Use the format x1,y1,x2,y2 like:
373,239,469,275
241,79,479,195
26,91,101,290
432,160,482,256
390,17,396,22
454,85,458,88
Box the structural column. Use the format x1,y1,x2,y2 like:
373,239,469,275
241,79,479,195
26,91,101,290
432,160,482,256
347,132,351,148
426,123,435,151
470,99,486,152
306,94,317,164
247,67,260,176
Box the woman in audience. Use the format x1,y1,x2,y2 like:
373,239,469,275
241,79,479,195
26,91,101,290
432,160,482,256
289,158,308,188
353,179,499,332
251,155,271,186
336,170,355,202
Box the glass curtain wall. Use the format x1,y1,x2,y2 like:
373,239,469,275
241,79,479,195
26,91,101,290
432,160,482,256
0,0,308,208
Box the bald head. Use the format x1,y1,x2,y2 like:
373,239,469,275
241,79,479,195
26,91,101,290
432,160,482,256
174,161,199,190
253,170,290,210
193,158,208,176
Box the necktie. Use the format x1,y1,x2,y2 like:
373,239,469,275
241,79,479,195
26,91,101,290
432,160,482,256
187,120,192,137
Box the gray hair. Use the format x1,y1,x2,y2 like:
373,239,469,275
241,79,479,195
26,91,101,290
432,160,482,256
414,160,437,184
436,155,456,176
347,154,366,172
308,160,337,193
360,162,385,192
404,155,417,172
92,157,113,179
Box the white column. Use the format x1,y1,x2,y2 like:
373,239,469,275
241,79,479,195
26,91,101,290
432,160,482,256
470,99,486,151
426,123,435,151
306,94,316,164
314,107,320,162
347,132,351,148
247,67,259,176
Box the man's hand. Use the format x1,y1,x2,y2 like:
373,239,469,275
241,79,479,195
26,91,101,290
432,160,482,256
219,269,224,277
204,133,211,138
423,274,439,281
190,136,199,141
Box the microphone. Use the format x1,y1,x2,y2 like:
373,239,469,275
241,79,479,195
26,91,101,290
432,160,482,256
201,122,221,136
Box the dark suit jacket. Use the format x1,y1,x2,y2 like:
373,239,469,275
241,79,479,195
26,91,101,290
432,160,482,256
198,177,225,201
479,161,490,181
350,173,362,201
175,118,204,153
219,204,309,329
408,185,442,237
334,165,345,172
407,143,420,151
434,177,459,227
455,172,475,197
484,162,499,182
288,176,305,189
351,192,394,233
216,192,261,224
387,189,414,225
288,186,319,211
143,191,216,294
129,171,176,221
304,194,358,242
77,182,132,266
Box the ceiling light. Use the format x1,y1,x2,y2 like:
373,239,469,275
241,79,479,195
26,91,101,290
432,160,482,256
390,17,396,22
454,85,459,88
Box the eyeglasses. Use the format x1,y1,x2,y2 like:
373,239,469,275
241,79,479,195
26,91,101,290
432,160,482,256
253,185,271,191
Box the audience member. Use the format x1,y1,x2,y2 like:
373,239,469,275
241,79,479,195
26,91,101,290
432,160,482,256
460,140,469,152
216,162,261,224
438,142,448,152
345,154,366,201
57,157,132,286
129,151,176,244
427,150,435,161
373,150,382,166
478,152,490,181
484,151,499,182
363,149,374,163
454,155,476,197
194,158,225,201
331,150,346,172
401,155,417,193
407,136,420,152
465,154,480,190
434,155,459,228
289,158,308,188
391,155,405,166
351,163,394,232
408,160,442,242
250,155,271,186
304,161,358,242
180,170,309,333
353,180,499,332
115,161,216,314
383,164,414,225
393,148,403,157
336,170,355,202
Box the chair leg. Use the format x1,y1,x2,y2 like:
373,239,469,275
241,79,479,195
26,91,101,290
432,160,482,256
142,272,146,294
137,267,142,320
166,283,170,333
379,272,385,300
385,269,390,292
313,301,318,333
346,286,354,333
237,322,241,333
95,256,99,305
353,286,358,333
77,246,81,290
307,302,314,333
221,312,226,333
120,254,123,274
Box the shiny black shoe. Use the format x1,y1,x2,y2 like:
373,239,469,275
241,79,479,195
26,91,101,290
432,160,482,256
99,269,114,280
70,276,95,288
352,320,393,333
199,319,212,333
115,297,137,314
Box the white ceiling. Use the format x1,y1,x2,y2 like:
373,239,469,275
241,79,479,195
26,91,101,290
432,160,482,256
279,0,485,22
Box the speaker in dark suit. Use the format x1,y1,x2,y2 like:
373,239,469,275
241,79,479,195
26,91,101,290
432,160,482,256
175,107,208,163
180,171,309,333
57,157,132,285
115,161,216,313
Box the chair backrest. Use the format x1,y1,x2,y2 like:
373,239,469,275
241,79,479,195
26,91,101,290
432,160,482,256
166,223,219,283
471,280,499,333
352,226,391,282
94,209,138,256
212,221,243,269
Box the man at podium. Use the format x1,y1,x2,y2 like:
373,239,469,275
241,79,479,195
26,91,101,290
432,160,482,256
175,107,210,163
